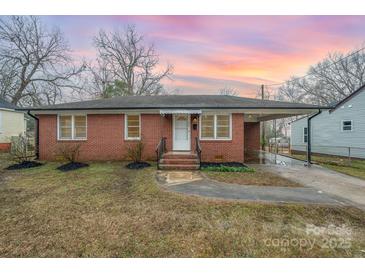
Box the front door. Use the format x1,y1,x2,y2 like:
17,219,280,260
173,114,191,150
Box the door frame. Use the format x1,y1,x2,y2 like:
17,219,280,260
172,114,191,151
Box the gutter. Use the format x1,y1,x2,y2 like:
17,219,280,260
27,110,39,160
306,109,322,166
17,106,333,111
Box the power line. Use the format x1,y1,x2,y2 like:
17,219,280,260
264,45,365,88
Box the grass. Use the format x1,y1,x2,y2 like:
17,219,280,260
0,157,364,257
204,169,303,188
289,153,365,180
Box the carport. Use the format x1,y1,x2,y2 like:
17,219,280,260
242,106,330,165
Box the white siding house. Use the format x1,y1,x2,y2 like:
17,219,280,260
0,98,25,151
290,85,365,159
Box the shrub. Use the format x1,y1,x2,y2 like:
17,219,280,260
202,165,255,173
126,140,144,162
9,134,34,163
56,143,82,163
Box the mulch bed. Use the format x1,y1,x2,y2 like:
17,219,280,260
6,161,43,170
201,162,248,168
57,162,89,172
126,162,151,169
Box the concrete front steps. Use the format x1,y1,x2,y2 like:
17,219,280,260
158,151,200,170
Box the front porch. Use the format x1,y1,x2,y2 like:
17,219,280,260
154,107,318,170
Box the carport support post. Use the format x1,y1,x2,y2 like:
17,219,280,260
306,109,321,167
261,84,265,151
306,117,312,166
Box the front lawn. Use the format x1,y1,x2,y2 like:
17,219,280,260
289,153,365,180
0,159,364,257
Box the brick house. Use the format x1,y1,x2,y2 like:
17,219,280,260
26,95,324,169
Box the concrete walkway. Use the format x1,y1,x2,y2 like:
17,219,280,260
249,151,365,210
156,171,344,206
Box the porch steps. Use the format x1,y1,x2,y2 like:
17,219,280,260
159,152,200,170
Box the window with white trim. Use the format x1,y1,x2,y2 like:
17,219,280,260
58,115,87,140
125,114,141,140
303,127,308,143
200,114,231,140
342,120,353,131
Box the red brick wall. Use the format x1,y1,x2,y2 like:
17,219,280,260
244,122,260,152
38,113,246,162
196,114,245,163
38,114,167,161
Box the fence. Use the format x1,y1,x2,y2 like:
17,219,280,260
287,144,365,160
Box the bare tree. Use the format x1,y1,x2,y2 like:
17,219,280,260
93,25,173,96
0,16,85,106
278,48,365,105
85,58,114,98
218,86,239,96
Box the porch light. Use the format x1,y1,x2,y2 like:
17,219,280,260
192,117,198,130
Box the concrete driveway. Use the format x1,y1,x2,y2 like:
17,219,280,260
248,151,365,211
156,171,344,206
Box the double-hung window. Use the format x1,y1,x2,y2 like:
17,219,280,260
125,114,141,140
342,120,353,131
200,114,231,140
58,115,87,140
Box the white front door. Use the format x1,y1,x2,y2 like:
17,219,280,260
173,114,191,150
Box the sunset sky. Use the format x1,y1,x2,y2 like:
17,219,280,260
43,16,365,97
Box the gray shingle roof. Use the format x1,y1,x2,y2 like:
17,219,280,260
24,95,330,111
0,98,16,110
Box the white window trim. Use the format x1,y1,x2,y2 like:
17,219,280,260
341,120,353,132
57,114,87,141
303,127,308,143
199,113,232,141
124,114,141,140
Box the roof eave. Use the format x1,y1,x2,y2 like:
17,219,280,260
23,106,331,111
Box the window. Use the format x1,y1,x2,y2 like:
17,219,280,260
342,120,353,131
303,127,308,143
125,114,140,140
200,114,231,140
216,115,230,139
201,115,214,138
74,116,87,139
58,115,87,140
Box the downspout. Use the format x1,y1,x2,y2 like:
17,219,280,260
306,109,321,166
27,110,39,160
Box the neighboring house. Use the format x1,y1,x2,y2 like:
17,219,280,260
26,95,325,169
0,98,26,151
290,84,365,159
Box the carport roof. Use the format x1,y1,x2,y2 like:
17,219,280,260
22,95,331,111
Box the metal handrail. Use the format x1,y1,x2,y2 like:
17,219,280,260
155,137,166,169
195,137,202,169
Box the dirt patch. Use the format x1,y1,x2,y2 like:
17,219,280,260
201,162,248,168
126,161,151,169
57,162,89,172
6,161,43,170
204,168,303,188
